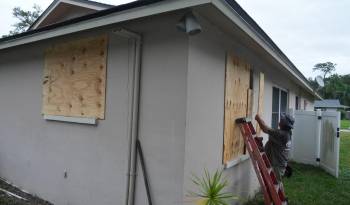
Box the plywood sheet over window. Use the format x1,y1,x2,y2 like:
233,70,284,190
42,35,108,119
223,53,251,164
256,72,265,135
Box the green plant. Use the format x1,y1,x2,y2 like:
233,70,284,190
188,169,237,205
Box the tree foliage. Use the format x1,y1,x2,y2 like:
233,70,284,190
3,5,42,37
313,62,337,79
310,73,350,106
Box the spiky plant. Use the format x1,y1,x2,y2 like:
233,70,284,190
188,169,237,205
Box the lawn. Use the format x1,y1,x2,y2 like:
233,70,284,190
245,131,350,205
341,120,350,129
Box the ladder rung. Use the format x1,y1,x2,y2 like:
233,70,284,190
267,167,273,174
270,172,278,184
274,184,280,191
261,152,272,168
236,120,287,205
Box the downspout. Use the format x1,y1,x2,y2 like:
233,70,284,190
113,28,142,205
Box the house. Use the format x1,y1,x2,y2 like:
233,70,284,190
0,0,320,204
314,99,348,111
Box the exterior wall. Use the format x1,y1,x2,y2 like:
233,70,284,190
183,12,317,203
0,8,317,205
183,16,259,203
126,13,189,205
0,33,131,205
0,12,188,205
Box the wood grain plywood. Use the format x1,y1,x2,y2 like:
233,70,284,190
256,72,265,135
223,53,251,163
247,88,253,118
42,35,108,119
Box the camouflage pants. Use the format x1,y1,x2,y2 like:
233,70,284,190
273,166,285,182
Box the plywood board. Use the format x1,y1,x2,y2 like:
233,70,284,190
256,72,265,135
223,53,251,163
42,35,108,119
247,88,253,118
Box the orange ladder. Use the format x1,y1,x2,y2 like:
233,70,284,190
236,118,288,205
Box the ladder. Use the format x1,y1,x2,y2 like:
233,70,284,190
235,118,287,205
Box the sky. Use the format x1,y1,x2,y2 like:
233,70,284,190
0,0,349,78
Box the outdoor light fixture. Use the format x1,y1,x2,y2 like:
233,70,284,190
176,11,202,35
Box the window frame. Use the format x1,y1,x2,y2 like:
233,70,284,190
295,96,300,110
271,86,289,128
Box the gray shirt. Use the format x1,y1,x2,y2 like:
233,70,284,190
264,128,292,169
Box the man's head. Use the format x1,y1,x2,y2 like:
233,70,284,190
279,114,295,130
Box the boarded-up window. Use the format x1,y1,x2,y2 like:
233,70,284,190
255,72,265,135
223,53,251,164
42,35,108,119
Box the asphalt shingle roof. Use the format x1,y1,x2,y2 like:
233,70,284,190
314,99,347,108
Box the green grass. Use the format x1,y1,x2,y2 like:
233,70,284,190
341,120,350,129
245,132,350,205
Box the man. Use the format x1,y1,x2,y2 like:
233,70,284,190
255,113,294,182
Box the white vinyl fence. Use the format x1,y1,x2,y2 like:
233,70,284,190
291,109,340,177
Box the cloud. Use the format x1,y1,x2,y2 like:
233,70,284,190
236,0,350,77
1,0,348,77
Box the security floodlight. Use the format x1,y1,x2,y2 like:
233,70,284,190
176,11,202,35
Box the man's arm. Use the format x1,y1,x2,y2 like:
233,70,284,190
255,114,270,134
255,114,284,144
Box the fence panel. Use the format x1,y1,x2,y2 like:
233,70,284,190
292,110,318,165
320,111,340,177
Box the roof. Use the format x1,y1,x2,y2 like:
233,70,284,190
315,99,348,108
29,0,114,30
0,0,321,99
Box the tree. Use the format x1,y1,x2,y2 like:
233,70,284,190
313,62,337,79
311,73,350,106
3,4,42,37
308,77,319,90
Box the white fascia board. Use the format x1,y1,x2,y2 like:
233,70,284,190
0,0,210,50
212,0,320,99
31,0,111,30
31,0,61,30
61,0,111,10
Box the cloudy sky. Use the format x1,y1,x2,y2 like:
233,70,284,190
0,0,348,78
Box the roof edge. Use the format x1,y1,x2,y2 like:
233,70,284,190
214,0,321,99
29,0,114,30
0,0,322,99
